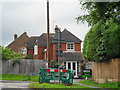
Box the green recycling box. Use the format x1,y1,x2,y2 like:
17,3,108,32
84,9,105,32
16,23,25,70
39,68,74,86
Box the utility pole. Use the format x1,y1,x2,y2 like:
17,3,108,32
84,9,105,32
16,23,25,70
47,0,50,67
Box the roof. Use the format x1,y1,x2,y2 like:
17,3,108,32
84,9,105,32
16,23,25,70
27,36,40,49
27,29,82,49
38,33,54,46
61,29,82,43
59,52,84,61
27,33,54,49
7,32,30,48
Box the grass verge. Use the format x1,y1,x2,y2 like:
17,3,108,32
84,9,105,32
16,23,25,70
28,82,91,88
0,74,38,82
78,80,119,88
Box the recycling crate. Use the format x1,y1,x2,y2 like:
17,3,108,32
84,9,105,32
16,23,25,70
39,68,74,86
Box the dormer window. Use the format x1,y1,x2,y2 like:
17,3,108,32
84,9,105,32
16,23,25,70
21,47,27,55
34,45,38,55
66,42,74,51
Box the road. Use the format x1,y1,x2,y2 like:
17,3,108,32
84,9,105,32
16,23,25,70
0,80,34,89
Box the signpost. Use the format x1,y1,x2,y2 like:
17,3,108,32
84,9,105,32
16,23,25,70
82,69,92,79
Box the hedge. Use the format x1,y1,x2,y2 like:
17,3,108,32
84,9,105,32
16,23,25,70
83,20,120,62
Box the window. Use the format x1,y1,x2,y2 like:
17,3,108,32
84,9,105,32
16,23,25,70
21,47,27,55
34,45,38,55
66,42,74,51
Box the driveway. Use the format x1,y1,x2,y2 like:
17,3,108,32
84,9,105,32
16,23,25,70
0,80,34,89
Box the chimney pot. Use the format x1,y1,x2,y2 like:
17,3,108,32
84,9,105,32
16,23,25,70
14,34,17,40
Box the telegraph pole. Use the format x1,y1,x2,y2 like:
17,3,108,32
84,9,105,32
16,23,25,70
47,0,50,67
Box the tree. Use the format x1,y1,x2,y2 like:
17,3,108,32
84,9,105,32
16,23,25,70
83,20,120,62
76,1,120,27
77,1,120,62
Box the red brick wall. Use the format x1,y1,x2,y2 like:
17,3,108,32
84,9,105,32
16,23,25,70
7,32,30,53
38,47,46,60
27,49,34,56
75,43,81,51
32,43,81,60
61,43,66,51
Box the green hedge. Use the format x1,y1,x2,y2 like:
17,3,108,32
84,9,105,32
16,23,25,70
83,20,120,62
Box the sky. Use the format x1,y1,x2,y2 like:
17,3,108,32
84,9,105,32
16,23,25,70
0,0,90,50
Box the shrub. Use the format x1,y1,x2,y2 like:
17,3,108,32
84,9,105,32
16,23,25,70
50,60,58,68
1,47,23,61
24,55,33,59
83,20,120,62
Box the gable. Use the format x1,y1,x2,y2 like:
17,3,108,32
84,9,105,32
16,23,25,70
61,29,82,43
7,32,30,52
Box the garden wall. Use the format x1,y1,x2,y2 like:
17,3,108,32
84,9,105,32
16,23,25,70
92,58,120,83
1,59,47,75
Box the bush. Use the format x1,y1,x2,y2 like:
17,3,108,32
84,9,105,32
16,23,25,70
1,47,23,61
83,20,120,62
24,55,33,59
50,60,58,68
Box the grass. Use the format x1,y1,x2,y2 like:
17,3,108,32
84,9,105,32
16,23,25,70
0,74,39,82
29,82,91,88
78,80,119,88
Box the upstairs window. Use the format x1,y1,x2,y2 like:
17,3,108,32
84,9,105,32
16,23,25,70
66,42,74,51
21,47,27,55
34,45,38,55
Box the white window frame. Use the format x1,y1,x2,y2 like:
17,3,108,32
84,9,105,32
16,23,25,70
21,47,27,55
66,42,74,51
34,45,38,55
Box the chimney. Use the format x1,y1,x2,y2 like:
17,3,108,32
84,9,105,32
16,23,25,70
55,25,59,33
14,34,17,40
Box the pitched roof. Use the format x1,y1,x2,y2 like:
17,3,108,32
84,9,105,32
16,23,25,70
27,36,40,49
37,33,54,46
59,52,84,61
61,29,82,43
27,33,54,49
7,32,30,48
27,29,82,49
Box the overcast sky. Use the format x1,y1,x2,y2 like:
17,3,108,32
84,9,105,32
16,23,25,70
0,0,90,50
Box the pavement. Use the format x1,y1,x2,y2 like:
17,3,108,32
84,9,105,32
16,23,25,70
73,79,115,90
73,79,100,88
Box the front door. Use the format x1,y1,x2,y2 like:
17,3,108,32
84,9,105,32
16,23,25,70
64,61,79,77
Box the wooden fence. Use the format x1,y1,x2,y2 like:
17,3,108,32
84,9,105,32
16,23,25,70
1,59,47,75
92,58,120,83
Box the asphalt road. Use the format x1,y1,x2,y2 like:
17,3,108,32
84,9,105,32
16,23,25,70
0,80,34,89
0,79,83,89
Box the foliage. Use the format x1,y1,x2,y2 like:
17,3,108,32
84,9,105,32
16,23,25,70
28,83,91,88
83,20,120,62
76,1,120,27
24,55,33,59
1,47,23,62
50,60,58,68
78,80,119,88
0,74,38,82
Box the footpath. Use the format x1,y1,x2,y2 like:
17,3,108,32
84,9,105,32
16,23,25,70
73,79,114,90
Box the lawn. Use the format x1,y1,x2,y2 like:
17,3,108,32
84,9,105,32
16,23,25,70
0,74,39,82
78,80,119,88
29,82,91,88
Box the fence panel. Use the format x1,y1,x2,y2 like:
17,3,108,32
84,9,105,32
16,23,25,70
1,59,47,75
92,58,120,83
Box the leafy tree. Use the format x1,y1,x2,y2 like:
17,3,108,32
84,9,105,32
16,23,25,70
83,20,120,62
76,1,120,26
